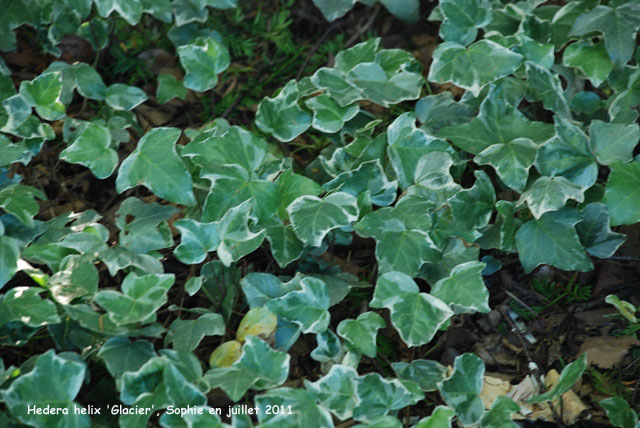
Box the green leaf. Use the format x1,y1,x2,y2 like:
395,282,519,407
117,127,196,205
569,3,640,67
475,138,538,192
255,79,311,142
535,117,597,188
600,397,638,428
19,72,65,121
355,197,440,276
287,192,358,247
370,272,453,347
94,0,143,25
215,199,266,266
304,364,358,420
525,61,571,118
345,62,424,107
438,0,492,46
438,86,553,155
2,350,89,428
174,219,219,264
577,203,625,258
115,197,178,253
589,120,639,166
378,0,420,23
311,67,362,106
515,208,593,273
94,272,175,325
240,273,299,309
603,162,640,226
528,353,587,403
49,254,99,305
450,170,495,230
0,287,60,327
236,307,277,342
0,184,45,228
306,94,359,133
264,218,305,268
431,261,490,314
324,160,397,207
178,37,230,92
415,92,477,135
563,41,612,87
518,176,585,220
605,294,638,324
0,236,19,289
353,372,423,422
60,122,118,179
276,169,322,219
156,74,187,104
337,311,385,358
105,83,148,110
265,277,330,334
438,353,485,426
255,387,334,428
205,336,290,401
428,40,523,95
97,336,157,380
73,63,107,100
415,406,456,428
392,359,448,392
311,0,356,22
310,329,344,363
166,313,225,352
480,396,520,428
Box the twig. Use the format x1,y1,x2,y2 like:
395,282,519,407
296,21,337,80
345,3,381,47
504,290,540,319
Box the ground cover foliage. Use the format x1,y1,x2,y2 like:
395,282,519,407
1,0,640,427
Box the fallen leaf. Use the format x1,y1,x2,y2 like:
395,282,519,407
579,335,640,369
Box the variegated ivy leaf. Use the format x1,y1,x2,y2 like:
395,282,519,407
287,192,359,248
518,176,584,220
0,184,45,228
94,273,175,325
264,217,305,268
276,169,322,218
480,396,520,428
528,353,587,404
600,397,638,428
609,70,640,125
379,0,420,23
156,74,187,104
392,360,448,392
387,112,452,190
49,254,99,305
438,0,492,46
0,286,60,327
525,61,571,119
569,3,640,68
311,0,356,22
2,350,89,428
311,67,362,107
408,152,462,208
603,162,640,226
204,336,290,401
94,0,143,25
19,72,65,120
323,160,397,207
165,313,225,352
415,406,456,428
255,387,334,428
355,196,440,277
438,85,553,155
173,219,219,264
576,203,625,259
105,83,148,111
345,62,424,108
255,79,311,142
115,197,178,254
475,137,538,192
589,120,640,166
370,272,453,347
178,37,230,92
352,372,423,422
438,353,485,426
428,40,523,96
97,336,157,381
240,273,299,309
562,40,612,88
305,93,359,133
311,329,344,363
431,261,490,314
265,277,330,334
116,127,196,206
337,311,385,358
515,208,594,273
449,170,495,230
73,63,107,100
0,235,19,289
215,199,266,266
60,122,118,179
535,117,596,188
415,92,477,135
236,307,277,342
304,364,358,420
